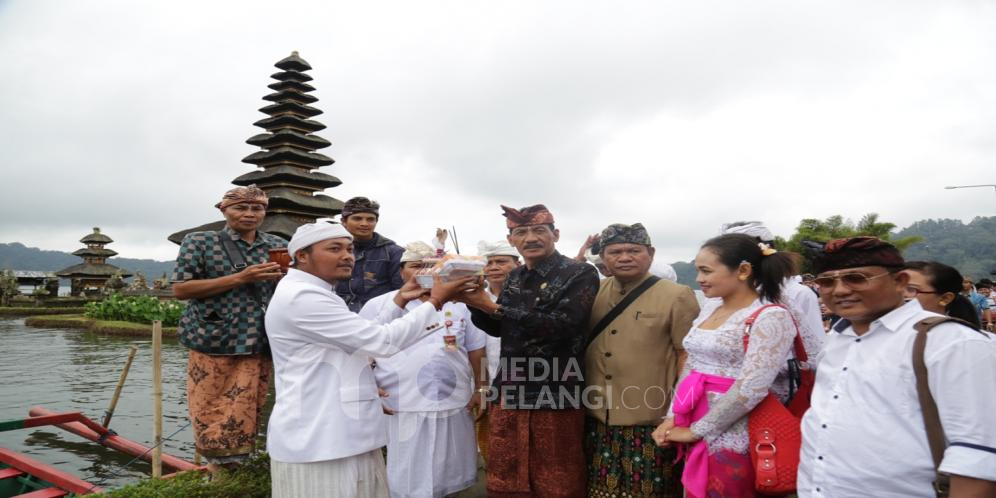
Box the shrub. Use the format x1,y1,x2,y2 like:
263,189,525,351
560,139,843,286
104,452,271,498
84,294,185,327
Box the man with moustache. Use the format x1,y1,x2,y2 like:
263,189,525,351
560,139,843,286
799,237,996,497
172,185,285,472
265,222,477,498
584,223,699,498
461,204,600,498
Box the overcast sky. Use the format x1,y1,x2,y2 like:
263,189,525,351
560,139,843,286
1,0,993,265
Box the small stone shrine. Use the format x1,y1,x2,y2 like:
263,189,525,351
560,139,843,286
56,227,133,296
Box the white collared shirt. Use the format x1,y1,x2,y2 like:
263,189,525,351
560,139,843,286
359,291,487,412
799,300,996,497
264,269,445,463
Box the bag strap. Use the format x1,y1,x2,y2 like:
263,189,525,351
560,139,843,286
217,231,264,306
219,232,249,270
912,315,982,497
743,304,807,362
586,276,661,349
744,304,807,402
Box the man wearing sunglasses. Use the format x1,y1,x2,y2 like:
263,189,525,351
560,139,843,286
798,237,996,497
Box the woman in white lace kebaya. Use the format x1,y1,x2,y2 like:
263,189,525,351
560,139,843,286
652,234,800,498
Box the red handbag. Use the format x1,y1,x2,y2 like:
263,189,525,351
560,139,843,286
742,304,814,495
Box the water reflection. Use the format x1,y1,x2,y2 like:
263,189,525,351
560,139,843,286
0,318,194,488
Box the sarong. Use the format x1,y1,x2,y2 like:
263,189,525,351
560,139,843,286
385,408,478,497
271,449,389,498
671,370,755,498
585,418,683,498
186,350,271,462
487,404,587,498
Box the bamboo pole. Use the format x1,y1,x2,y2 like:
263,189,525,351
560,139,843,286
102,345,138,428
152,320,163,478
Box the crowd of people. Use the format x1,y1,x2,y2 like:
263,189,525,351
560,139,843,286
172,185,996,498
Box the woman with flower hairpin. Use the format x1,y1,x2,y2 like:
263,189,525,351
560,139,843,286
652,233,801,498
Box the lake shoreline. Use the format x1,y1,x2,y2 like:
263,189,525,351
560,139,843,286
24,314,179,337
0,306,87,316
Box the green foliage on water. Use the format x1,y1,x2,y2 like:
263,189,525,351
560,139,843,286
85,294,185,327
104,453,271,498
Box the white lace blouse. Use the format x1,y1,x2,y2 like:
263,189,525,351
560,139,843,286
670,299,798,454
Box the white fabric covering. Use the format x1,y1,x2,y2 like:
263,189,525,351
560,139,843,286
477,239,518,258
287,221,352,263
385,409,478,498
270,449,388,498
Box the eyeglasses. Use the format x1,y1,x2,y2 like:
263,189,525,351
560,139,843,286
905,286,939,298
813,271,893,291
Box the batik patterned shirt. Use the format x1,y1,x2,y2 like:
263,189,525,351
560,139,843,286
471,251,599,409
172,226,286,355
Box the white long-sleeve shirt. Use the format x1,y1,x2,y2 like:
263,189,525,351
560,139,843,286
799,299,996,497
359,291,487,413
780,276,825,366
264,269,445,463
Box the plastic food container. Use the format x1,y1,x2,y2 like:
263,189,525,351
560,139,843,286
414,257,485,289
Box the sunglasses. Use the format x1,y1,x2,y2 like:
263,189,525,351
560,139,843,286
813,271,893,291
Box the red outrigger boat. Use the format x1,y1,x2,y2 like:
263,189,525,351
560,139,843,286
0,407,203,497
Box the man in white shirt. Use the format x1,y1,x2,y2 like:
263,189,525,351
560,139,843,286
799,236,996,497
264,222,478,498
360,241,488,497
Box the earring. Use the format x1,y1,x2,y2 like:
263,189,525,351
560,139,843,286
738,275,748,281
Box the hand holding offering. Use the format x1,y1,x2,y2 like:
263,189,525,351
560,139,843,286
268,248,291,274
429,275,480,308
394,274,430,308
238,262,284,283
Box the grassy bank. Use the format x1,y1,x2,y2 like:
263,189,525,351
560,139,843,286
104,453,270,498
0,307,86,317
23,315,178,337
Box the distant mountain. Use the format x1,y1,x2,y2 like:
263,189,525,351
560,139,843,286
0,242,175,280
672,260,698,289
896,216,996,280
671,215,996,288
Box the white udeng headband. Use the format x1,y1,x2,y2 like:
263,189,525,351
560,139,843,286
287,222,353,263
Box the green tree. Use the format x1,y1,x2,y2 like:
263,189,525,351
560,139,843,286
0,270,18,306
853,213,923,251
784,213,923,272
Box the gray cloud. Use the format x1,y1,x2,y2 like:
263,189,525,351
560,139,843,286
0,0,993,264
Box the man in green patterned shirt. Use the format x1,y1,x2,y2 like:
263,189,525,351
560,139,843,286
172,185,286,472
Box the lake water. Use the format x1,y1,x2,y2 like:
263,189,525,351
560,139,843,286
0,318,195,489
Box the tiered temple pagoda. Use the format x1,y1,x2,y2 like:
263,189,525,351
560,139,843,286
169,51,343,243
56,227,133,296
